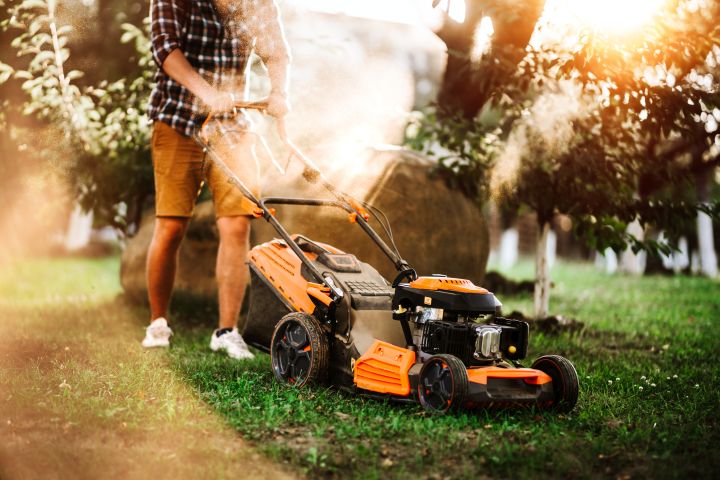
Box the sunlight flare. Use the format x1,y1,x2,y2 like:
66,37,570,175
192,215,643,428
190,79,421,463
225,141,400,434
554,0,668,35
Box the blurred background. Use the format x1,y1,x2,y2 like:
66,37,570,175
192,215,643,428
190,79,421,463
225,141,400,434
1,0,718,317
1,3,719,478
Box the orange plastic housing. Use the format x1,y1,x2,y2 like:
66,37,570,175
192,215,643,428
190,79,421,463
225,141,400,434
354,341,416,396
467,367,552,385
248,237,341,314
409,276,489,294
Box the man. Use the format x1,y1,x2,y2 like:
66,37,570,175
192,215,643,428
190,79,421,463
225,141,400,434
141,0,291,359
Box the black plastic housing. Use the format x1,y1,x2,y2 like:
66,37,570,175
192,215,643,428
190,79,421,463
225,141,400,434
392,284,502,315
492,317,529,361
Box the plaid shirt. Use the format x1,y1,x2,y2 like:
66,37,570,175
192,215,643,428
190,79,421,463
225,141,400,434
148,0,286,137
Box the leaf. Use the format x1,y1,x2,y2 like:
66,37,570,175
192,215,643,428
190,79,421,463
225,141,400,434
120,31,134,44
65,70,83,81
32,49,55,65
19,0,47,11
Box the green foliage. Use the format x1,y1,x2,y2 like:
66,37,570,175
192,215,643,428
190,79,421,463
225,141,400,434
404,107,501,200
0,0,153,232
409,0,720,257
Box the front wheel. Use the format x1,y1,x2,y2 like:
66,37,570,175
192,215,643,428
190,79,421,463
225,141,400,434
270,312,329,387
532,355,579,413
417,354,468,415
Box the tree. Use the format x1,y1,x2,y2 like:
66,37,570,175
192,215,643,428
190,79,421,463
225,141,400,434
433,0,547,118
0,0,154,234
410,0,720,318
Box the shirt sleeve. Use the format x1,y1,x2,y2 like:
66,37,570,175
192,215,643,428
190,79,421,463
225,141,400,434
150,0,189,68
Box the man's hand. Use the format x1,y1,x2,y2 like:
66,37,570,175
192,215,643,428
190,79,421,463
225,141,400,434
202,89,236,113
266,91,290,119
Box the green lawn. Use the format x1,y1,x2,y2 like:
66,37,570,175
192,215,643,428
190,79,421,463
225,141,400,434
3,256,719,479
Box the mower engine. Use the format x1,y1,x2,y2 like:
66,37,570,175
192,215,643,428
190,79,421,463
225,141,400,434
393,275,529,366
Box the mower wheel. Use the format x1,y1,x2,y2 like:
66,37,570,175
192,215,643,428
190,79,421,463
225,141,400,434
270,312,329,387
532,355,579,413
417,354,468,415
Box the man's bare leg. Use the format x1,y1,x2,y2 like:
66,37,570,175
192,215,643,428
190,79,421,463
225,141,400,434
215,216,251,330
146,217,190,322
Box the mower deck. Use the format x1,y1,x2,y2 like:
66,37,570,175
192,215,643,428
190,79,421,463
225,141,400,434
352,340,554,409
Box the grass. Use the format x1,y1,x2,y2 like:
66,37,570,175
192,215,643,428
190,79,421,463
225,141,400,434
0,257,291,479
2,256,719,479
169,258,720,479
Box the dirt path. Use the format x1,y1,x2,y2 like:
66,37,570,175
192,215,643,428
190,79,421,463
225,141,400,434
0,282,296,480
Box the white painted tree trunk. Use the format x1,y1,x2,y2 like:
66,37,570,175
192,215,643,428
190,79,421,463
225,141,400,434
697,209,718,277
620,219,647,276
534,222,551,319
546,229,557,269
64,204,93,251
660,234,690,273
499,227,519,269
595,248,618,274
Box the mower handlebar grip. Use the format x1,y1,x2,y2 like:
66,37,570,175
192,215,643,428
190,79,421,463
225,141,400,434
234,100,269,112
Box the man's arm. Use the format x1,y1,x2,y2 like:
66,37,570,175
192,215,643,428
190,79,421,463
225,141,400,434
151,0,232,112
248,0,292,118
161,50,233,112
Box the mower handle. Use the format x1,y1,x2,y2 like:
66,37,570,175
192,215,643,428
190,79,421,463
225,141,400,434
208,99,337,199
200,99,316,173
233,100,269,112
229,101,316,170
198,98,408,272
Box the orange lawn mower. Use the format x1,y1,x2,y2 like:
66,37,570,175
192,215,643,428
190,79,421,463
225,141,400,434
197,101,579,415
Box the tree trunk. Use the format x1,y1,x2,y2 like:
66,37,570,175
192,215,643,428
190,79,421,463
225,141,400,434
499,227,519,269
534,221,551,319
64,203,94,252
696,170,718,277
619,219,647,275
433,0,547,119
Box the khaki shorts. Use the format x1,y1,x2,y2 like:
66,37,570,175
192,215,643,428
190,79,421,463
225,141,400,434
151,121,259,218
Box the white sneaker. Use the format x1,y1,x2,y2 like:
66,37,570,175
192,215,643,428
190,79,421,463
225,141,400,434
142,318,173,348
210,328,255,360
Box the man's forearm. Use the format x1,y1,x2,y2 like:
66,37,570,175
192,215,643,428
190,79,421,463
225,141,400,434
161,49,216,104
267,54,290,97
251,0,291,98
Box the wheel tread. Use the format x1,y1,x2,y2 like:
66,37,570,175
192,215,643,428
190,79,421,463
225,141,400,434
270,312,329,387
532,354,579,413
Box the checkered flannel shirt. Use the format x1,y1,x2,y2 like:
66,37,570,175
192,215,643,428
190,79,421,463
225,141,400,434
148,0,285,137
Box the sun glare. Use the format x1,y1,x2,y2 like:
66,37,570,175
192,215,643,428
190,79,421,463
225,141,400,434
436,0,466,23
554,0,668,35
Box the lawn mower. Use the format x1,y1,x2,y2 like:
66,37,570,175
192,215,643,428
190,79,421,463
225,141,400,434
197,101,579,414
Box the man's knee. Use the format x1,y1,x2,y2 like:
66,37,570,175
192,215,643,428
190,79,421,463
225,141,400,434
152,217,189,250
217,216,251,242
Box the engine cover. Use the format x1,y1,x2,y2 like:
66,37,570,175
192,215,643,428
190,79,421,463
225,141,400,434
392,276,502,315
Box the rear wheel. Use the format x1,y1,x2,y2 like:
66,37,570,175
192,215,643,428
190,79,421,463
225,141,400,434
417,354,468,414
270,312,328,387
532,355,579,413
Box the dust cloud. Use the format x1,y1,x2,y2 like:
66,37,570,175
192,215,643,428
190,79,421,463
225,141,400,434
490,80,588,198
207,2,437,199
0,139,73,267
